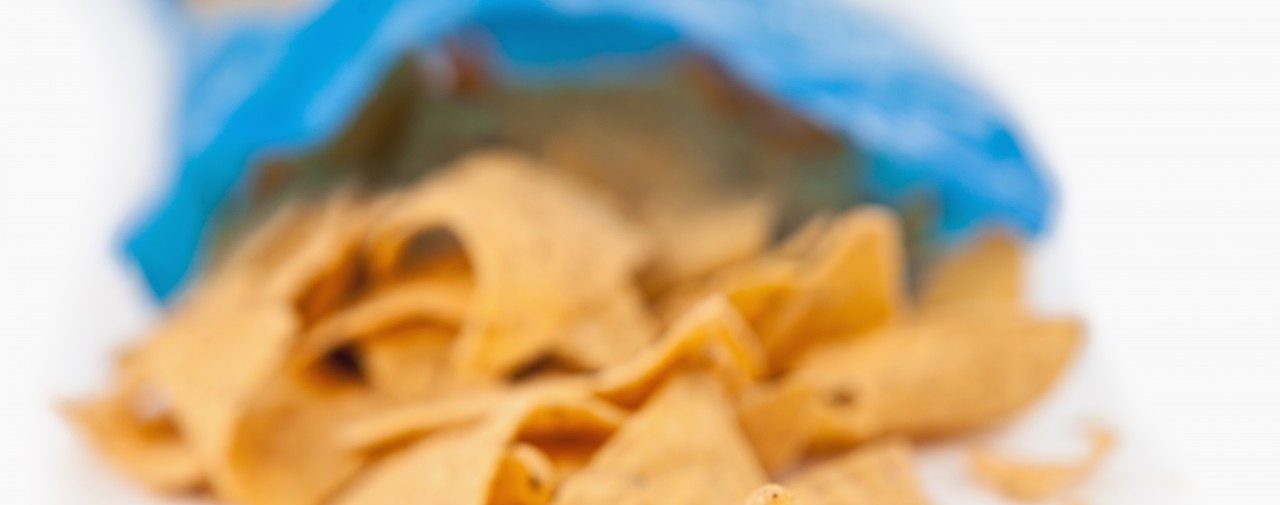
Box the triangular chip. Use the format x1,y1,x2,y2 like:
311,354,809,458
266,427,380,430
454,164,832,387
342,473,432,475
920,229,1024,310
365,151,649,376
297,276,470,365
759,207,907,369
144,287,297,500
554,374,767,504
332,387,625,505
657,256,800,328
223,357,392,505
223,191,382,326
639,194,777,292
63,384,203,493
359,324,458,399
595,297,765,407
134,193,393,500
788,304,1081,445
330,423,499,505
552,287,657,371
738,383,824,475
337,387,508,452
784,439,929,505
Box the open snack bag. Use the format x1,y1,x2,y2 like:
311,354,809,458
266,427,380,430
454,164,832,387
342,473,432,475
64,1,1178,504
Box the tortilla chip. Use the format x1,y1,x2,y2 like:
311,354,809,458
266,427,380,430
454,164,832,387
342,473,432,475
744,484,796,505
490,444,556,505
226,192,381,326
338,387,507,452
969,427,1115,502
365,151,649,376
920,230,1024,310
298,276,470,364
145,290,297,500
639,195,777,292
224,364,383,505
359,324,458,399
552,287,657,371
333,388,626,505
737,383,823,475
787,304,1081,445
330,423,499,505
554,374,767,505
657,256,800,329
63,385,203,493
134,194,386,499
784,439,929,505
511,384,626,484
715,259,802,327
759,207,907,369
596,297,766,407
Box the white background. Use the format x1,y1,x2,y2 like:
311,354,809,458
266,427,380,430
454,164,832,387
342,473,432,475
1,0,1277,502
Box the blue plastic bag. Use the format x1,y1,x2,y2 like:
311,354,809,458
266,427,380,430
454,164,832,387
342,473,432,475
128,0,1052,301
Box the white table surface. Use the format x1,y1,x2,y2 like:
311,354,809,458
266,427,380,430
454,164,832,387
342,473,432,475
2,0,1278,502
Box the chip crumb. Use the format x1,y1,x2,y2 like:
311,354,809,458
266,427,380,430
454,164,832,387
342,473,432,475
969,427,1115,502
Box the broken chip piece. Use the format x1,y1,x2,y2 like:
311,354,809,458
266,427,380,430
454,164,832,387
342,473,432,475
969,427,1115,502
63,383,204,493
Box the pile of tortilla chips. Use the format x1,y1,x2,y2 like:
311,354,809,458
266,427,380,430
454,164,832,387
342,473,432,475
69,151,1085,504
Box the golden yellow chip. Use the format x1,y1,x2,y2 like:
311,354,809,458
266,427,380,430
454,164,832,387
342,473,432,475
920,230,1024,310
333,389,627,505
145,295,297,499
595,297,766,407
490,443,556,505
715,259,802,327
513,389,627,441
63,386,203,493
638,194,777,292
787,304,1081,445
784,439,929,505
365,151,650,376
552,287,657,371
225,192,380,325
338,387,508,452
554,374,767,505
511,378,625,474
223,365,382,505
743,484,796,505
657,256,800,329
758,207,907,369
297,276,470,364
737,383,822,475
969,427,1114,502
359,324,457,399
135,194,398,501
330,423,501,505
